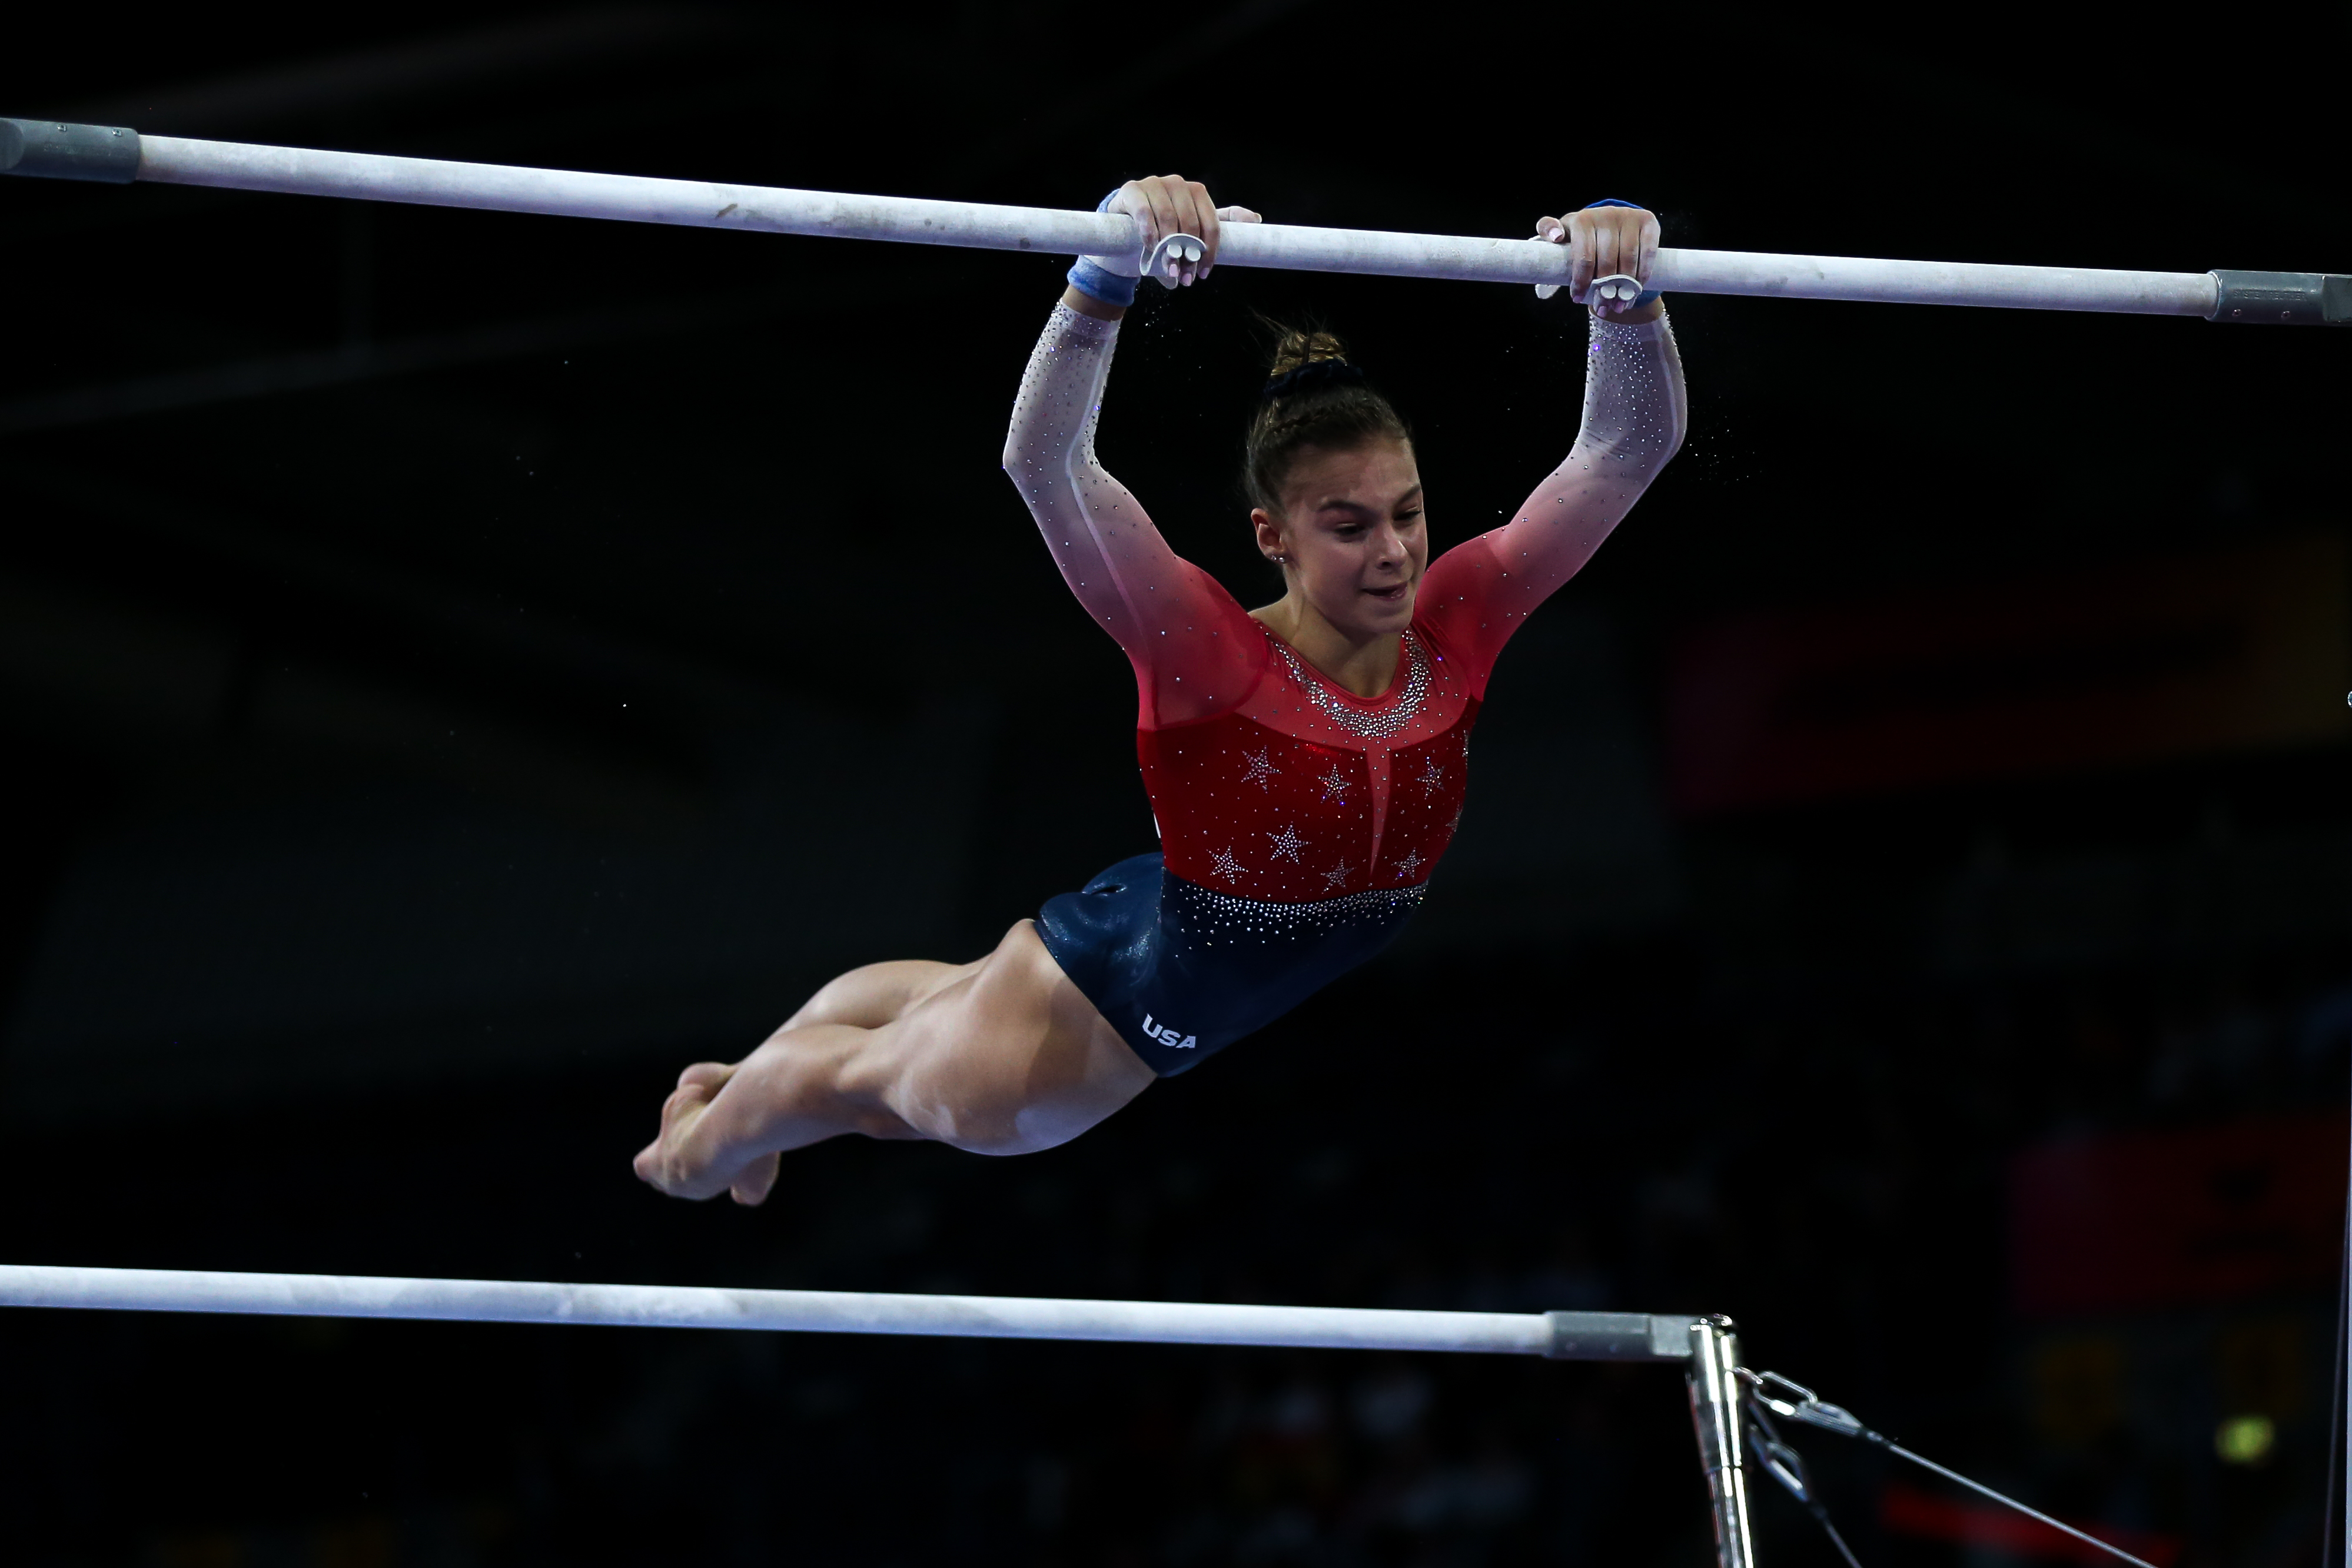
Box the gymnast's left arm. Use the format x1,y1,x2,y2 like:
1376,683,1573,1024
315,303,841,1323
1417,202,1688,680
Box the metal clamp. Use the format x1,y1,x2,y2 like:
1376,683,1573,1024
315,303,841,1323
0,119,141,183
2207,269,2352,326
1738,1366,1869,1439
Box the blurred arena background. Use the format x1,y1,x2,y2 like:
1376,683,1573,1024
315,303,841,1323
0,4,2346,1564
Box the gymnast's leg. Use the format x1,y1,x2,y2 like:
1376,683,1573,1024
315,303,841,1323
781,957,970,1031
632,920,1155,1205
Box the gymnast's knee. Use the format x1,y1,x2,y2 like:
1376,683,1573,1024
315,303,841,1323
782,956,971,1034
885,937,1142,1155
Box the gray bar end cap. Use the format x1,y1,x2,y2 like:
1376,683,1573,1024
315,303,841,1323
0,118,141,183
2208,269,2352,327
1543,1310,1703,1361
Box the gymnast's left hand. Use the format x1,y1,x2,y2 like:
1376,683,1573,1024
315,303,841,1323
1109,174,1262,287
1534,202,1663,320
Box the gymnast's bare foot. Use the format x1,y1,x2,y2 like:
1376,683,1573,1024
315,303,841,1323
632,1062,778,1206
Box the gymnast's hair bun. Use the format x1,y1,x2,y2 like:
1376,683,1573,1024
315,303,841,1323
1243,320,1411,519
1265,326,1351,383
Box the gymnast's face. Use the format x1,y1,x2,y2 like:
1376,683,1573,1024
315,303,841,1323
1255,437,1428,640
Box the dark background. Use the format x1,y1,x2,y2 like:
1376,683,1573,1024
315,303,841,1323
1,4,2347,1565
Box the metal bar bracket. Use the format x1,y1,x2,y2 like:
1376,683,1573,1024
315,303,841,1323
1689,1315,1759,1568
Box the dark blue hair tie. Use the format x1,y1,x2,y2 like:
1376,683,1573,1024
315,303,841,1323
1261,359,1366,401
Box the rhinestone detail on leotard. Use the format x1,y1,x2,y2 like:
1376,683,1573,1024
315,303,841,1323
1173,876,1429,947
1268,629,1430,740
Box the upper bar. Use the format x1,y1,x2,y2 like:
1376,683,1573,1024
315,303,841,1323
1,121,2275,320
123,131,2221,317
135,132,1128,263
0,1264,1698,1360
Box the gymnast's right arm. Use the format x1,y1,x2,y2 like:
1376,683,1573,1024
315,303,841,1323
999,298,1181,653
999,175,1260,727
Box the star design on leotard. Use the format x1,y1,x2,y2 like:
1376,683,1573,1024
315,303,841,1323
1320,858,1355,891
1239,748,1282,790
1317,762,1350,800
1416,754,1445,798
1391,849,1425,881
1208,846,1245,883
1445,805,1465,837
1265,824,1310,865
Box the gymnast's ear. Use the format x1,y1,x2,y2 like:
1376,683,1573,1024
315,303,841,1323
1251,506,1291,567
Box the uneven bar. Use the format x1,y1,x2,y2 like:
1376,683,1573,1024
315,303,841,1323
0,1265,1697,1360
5,119,2307,320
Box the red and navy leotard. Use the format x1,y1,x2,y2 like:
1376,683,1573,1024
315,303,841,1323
1004,301,1686,1073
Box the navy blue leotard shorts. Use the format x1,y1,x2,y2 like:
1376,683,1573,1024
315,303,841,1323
1034,852,1426,1075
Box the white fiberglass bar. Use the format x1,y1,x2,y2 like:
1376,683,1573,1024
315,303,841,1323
127,134,2219,318
0,1264,1697,1359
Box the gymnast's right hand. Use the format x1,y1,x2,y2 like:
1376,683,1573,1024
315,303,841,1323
1534,202,1663,318
1109,175,1261,287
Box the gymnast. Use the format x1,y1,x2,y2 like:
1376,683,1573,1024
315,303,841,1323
635,177,1686,1205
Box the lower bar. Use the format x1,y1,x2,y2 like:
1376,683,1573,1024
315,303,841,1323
0,1264,1695,1359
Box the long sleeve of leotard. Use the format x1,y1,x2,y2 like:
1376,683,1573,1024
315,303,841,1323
1004,302,1263,728
1417,311,1687,692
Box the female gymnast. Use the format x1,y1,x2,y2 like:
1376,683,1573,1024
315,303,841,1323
636,177,1686,1205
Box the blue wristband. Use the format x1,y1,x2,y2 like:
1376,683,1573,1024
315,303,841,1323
1580,199,1660,306
1068,187,1139,307
1067,259,1137,307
